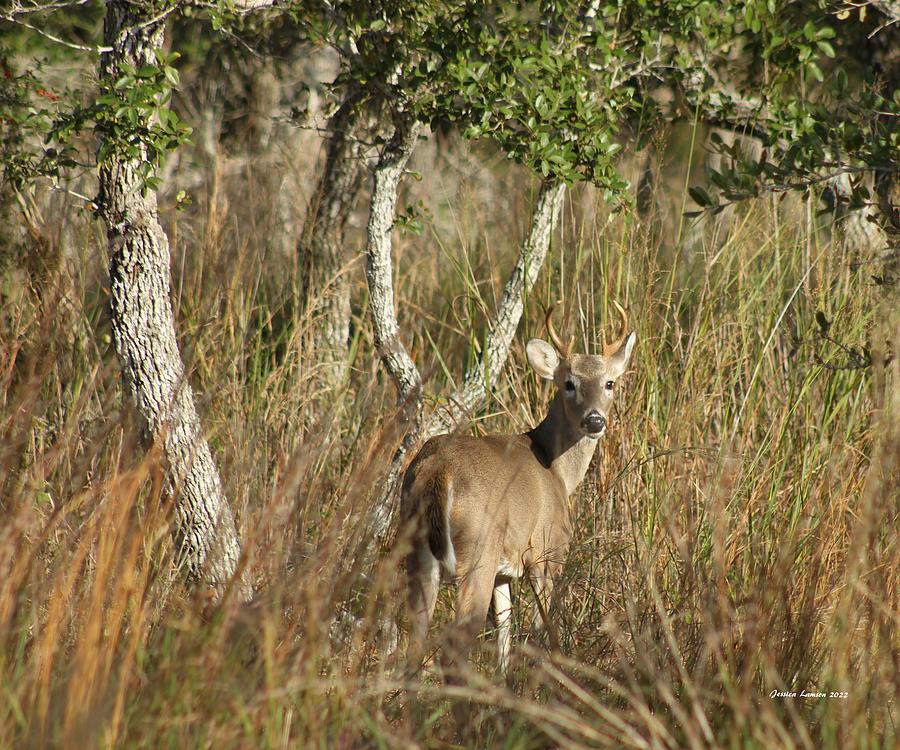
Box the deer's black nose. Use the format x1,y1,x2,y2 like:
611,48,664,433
582,411,606,435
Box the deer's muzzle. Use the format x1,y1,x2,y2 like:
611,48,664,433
581,411,606,437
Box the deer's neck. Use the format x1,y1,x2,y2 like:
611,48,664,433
528,394,600,496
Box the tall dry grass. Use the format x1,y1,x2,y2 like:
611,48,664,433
0,128,896,749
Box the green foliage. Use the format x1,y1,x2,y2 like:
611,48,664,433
96,50,192,191
701,85,898,211
6,1,895,210
394,198,430,236
294,0,896,211
680,1,899,216
288,2,642,193
410,3,631,191
1,44,190,195
59,50,191,193
0,56,76,191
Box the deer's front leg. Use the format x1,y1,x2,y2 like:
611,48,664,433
493,581,512,676
529,567,554,633
528,559,563,650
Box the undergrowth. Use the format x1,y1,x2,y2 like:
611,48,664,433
0,136,896,749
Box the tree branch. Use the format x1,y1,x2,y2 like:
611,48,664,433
1,10,112,52
227,0,286,13
363,114,424,538
423,180,566,440
365,115,424,413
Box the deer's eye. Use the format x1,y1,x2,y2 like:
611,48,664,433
564,380,576,394
605,380,614,391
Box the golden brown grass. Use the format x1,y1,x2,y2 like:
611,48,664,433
0,134,896,749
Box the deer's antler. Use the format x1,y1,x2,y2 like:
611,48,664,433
544,300,575,359
601,301,629,357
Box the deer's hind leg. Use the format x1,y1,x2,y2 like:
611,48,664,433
440,553,499,737
406,546,441,674
441,553,498,678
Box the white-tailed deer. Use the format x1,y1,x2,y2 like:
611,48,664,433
400,302,636,676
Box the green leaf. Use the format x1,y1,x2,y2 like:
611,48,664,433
688,185,713,207
816,40,835,58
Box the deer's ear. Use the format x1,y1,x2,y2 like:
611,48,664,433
608,332,637,377
526,339,559,380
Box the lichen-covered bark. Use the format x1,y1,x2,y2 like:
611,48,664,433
872,0,900,23
98,3,249,600
300,94,370,389
365,116,425,414
826,171,889,259
363,116,424,536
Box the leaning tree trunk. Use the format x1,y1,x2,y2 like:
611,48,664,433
98,3,250,600
363,114,565,538
299,92,371,392
365,116,426,418
421,179,565,441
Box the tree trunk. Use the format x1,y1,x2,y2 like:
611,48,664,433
872,0,900,24
300,93,371,391
826,171,889,259
98,3,250,600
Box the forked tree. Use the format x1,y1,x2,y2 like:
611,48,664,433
345,0,900,540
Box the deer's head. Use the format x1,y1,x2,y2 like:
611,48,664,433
526,302,636,439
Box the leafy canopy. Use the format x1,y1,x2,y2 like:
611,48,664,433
2,0,897,210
